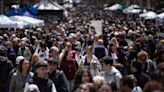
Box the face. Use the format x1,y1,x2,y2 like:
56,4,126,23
81,84,89,92
36,67,48,78
22,60,30,72
67,52,73,60
50,50,58,58
48,63,57,74
81,71,90,83
139,55,147,61
100,84,112,92
101,63,110,72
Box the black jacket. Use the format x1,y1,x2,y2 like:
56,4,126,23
28,73,54,92
49,70,69,92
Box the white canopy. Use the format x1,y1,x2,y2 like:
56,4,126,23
157,12,164,19
123,9,141,14
104,3,122,11
123,4,141,14
0,15,18,29
10,16,44,28
139,11,157,19
34,0,64,10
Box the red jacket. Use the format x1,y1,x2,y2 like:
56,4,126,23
60,60,78,80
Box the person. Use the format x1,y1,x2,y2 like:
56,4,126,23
34,42,49,60
143,81,163,92
24,60,57,92
130,61,150,89
120,76,135,92
0,47,13,92
9,59,33,92
60,50,78,92
31,54,40,72
92,76,105,91
99,83,113,92
81,83,96,92
93,39,108,60
81,46,101,77
74,66,93,91
24,84,40,92
100,56,122,90
18,41,32,60
47,58,69,92
49,46,60,64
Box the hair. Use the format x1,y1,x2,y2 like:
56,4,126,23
100,56,113,66
82,83,96,92
31,54,40,63
74,66,92,90
62,50,69,61
143,81,162,92
120,76,134,89
131,61,142,73
18,59,31,73
137,50,149,60
93,76,105,89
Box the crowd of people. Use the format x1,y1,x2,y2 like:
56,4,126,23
0,3,164,92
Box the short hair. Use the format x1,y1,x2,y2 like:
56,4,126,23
47,58,58,65
100,56,113,66
131,61,142,73
120,76,134,89
35,60,48,69
49,46,59,53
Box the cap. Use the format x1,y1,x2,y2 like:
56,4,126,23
16,56,25,64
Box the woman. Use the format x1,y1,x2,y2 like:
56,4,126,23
60,50,79,92
99,83,113,92
9,59,33,92
74,66,93,91
81,46,101,77
31,54,40,72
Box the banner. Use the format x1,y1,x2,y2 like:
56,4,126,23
91,20,102,35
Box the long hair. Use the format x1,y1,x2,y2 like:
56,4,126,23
74,66,92,90
18,59,31,74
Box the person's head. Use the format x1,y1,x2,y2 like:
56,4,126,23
99,83,112,92
81,83,96,92
25,84,40,92
63,50,73,61
20,41,26,48
98,39,104,45
18,59,31,74
86,46,93,55
40,42,47,52
143,81,162,92
31,54,40,64
120,76,134,92
49,46,59,58
75,66,92,85
100,56,113,72
130,61,142,73
35,60,48,78
16,56,25,65
137,50,149,61
93,76,105,90
47,58,58,74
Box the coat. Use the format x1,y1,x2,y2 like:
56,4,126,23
18,47,32,60
9,71,33,92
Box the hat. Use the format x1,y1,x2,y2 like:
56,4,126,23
35,60,48,69
16,56,25,64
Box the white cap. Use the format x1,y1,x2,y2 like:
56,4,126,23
16,56,25,64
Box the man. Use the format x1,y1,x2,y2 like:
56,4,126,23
49,46,60,64
130,61,150,89
120,76,134,92
0,47,13,92
47,58,69,92
100,56,122,90
18,41,31,60
24,60,57,92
